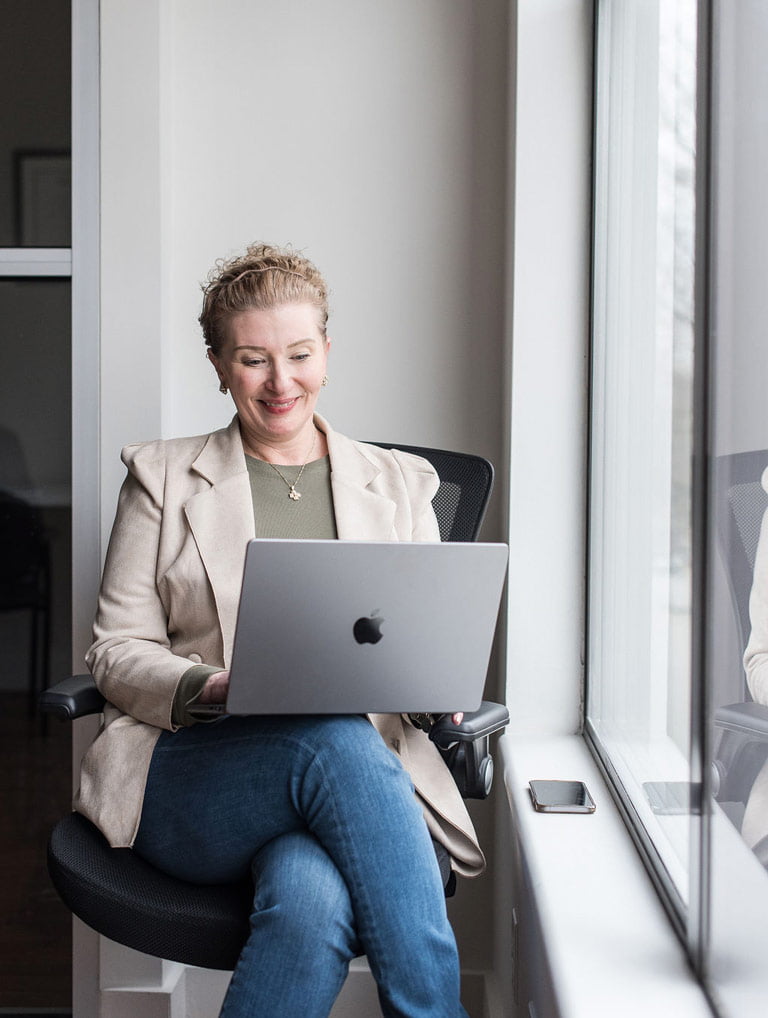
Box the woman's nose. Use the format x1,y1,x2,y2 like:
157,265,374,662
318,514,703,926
265,362,289,392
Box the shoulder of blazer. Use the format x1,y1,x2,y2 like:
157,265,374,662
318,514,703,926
118,418,242,505
318,415,439,492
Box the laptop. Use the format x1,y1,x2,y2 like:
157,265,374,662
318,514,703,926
222,538,508,716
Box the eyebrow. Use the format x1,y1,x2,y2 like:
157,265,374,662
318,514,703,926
232,339,318,353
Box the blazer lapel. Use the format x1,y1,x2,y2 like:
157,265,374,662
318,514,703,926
318,415,398,540
184,417,254,665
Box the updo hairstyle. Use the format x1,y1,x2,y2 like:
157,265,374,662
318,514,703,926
199,243,330,356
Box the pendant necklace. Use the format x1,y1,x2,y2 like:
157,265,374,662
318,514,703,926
266,428,317,501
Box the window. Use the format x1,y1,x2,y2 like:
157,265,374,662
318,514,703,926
588,0,697,917
587,2,768,1013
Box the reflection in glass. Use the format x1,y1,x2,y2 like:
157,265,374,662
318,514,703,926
587,0,697,908
707,4,768,1013
0,277,71,697
0,1,71,247
0,279,72,1007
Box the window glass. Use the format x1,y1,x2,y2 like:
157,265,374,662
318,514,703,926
0,1,74,1009
0,278,71,1007
587,0,698,912
0,0,71,246
707,4,768,1014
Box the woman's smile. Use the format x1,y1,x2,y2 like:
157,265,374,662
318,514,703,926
260,396,304,413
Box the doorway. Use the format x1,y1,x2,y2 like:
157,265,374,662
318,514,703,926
0,1,73,1011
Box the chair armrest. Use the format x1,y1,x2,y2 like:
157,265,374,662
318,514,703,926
714,701,768,739
430,700,509,800
39,674,105,721
430,700,510,748
712,702,768,803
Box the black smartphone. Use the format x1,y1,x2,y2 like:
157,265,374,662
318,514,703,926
529,779,596,814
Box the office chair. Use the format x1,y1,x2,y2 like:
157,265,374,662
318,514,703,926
41,444,509,971
712,450,768,846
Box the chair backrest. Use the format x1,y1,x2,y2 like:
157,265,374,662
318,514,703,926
714,450,768,676
369,443,494,542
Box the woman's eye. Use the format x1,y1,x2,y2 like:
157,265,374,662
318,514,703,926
292,353,310,362
244,358,265,367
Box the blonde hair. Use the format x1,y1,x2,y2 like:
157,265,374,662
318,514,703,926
199,243,330,355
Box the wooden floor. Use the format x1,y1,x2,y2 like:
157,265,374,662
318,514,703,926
0,693,72,1010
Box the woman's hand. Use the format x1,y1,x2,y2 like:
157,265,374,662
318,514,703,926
198,670,230,704
451,713,464,726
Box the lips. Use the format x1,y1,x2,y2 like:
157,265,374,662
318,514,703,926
260,397,303,413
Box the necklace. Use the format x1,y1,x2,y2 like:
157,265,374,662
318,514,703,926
265,429,317,501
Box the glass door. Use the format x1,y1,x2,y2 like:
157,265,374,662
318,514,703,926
0,1,73,1011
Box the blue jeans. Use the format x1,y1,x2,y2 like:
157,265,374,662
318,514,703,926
134,714,469,1018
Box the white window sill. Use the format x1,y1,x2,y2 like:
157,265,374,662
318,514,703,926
498,733,714,1017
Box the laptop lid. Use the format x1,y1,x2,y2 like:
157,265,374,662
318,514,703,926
225,539,508,715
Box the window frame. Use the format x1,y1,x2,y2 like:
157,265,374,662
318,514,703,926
583,0,714,968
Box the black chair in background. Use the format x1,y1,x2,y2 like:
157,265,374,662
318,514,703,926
712,450,768,863
41,444,509,970
0,490,51,715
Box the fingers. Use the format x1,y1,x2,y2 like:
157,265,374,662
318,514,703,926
451,712,464,725
198,670,230,704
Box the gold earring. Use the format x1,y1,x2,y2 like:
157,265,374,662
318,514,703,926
322,375,329,387
219,382,228,395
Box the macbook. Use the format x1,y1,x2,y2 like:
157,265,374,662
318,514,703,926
223,538,508,716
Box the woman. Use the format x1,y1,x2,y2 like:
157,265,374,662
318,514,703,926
75,243,484,1017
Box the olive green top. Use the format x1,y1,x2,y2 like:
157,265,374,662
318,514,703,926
245,454,337,540
172,455,337,726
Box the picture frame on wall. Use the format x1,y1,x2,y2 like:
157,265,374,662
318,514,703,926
14,150,71,247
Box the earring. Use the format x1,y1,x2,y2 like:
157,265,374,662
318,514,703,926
321,375,329,387
219,382,228,395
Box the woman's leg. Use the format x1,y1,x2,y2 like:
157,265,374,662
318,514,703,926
134,714,468,1018
221,831,359,1017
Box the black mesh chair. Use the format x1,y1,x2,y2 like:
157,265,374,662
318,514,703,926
41,444,508,970
712,449,768,862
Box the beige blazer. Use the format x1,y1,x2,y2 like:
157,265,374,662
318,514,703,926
75,414,485,878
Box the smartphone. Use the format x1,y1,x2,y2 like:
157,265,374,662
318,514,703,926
529,779,596,814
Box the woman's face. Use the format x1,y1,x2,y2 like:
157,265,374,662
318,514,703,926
210,303,330,456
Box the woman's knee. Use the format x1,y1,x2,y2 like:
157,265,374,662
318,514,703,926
252,832,357,949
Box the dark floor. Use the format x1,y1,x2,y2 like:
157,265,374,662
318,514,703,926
0,693,72,1009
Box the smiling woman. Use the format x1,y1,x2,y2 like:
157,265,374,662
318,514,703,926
75,240,482,1018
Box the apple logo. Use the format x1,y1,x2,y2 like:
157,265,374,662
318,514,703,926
353,611,385,645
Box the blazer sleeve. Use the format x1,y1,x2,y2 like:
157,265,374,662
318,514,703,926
744,469,768,705
85,445,194,730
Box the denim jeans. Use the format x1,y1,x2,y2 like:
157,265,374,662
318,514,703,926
134,714,469,1018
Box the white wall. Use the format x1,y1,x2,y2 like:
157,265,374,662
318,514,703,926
494,1,592,1013
504,0,591,741
93,0,509,1013
161,0,507,465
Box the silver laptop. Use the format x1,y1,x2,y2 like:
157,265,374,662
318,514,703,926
224,539,508,715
